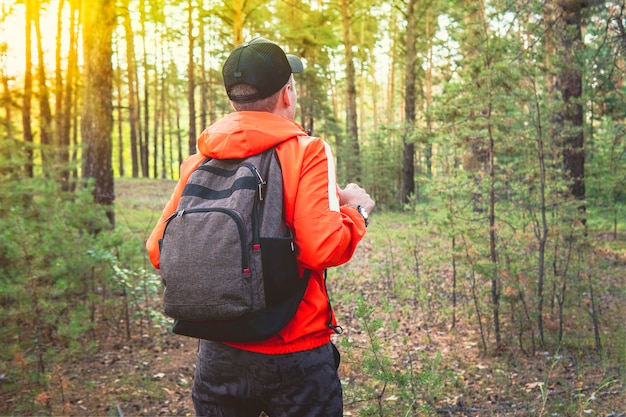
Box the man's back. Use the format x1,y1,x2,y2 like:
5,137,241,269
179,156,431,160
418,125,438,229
147,37,374,417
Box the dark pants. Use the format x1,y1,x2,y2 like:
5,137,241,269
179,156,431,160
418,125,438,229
192,340,342,417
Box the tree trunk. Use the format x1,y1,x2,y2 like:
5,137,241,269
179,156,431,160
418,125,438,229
62,0,80,188
341,0,361,183
54,0,65,183
34,0,53,174
121,0,140,178
199,13,208,133
70,78,79,184
115,58,124,177
387,14,397,126
531,78,550,348
153,34,163,179
370,53,378,133
22,0,34,178
1,73,11,138
556,1,586,204
176,99,183,167
187,0,196,155
487,102,502,348
81,0,115,226
232,0,244,45
152,46,160,179
425,11,433,178
160,72,166,179
358,18,365,137
1,71,14,178
140,0,150,178
401,0,417,205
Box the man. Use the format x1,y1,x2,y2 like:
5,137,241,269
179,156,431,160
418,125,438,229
146,37,375,417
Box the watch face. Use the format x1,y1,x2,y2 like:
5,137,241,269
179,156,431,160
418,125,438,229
357,206,369,226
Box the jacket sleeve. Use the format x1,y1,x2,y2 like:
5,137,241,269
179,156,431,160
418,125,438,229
145,153,205,269
278,137,367,271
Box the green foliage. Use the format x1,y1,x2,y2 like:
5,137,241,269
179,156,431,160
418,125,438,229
361,124,404,209
0,176,166,409
337,209,624,415
342,296,445,416
586,117,626,236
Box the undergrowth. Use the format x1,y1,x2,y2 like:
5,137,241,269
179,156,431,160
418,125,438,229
0,178,623,416
0,177,167,415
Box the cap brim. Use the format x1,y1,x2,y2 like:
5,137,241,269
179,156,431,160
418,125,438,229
287,54,303,74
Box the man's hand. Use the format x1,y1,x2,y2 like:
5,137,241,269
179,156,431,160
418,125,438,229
338,183,375,214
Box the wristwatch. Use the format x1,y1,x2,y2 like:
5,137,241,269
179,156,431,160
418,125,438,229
351,204,369,227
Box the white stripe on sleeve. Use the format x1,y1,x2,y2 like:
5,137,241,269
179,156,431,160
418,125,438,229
324,142,340,212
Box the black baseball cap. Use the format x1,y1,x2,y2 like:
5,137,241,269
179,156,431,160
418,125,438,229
222,37,303,103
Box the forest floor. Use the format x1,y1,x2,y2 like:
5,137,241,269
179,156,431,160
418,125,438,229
12,298,625,417
1,179,624,416
22,270,624,417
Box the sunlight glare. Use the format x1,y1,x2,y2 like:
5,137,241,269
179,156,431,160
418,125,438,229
1,2,68,80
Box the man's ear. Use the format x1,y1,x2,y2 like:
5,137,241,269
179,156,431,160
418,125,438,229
281,84,293,108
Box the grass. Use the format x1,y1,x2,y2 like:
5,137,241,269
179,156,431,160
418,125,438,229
114,177,176,238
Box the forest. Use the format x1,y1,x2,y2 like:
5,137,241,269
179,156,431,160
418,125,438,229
0,0,624,415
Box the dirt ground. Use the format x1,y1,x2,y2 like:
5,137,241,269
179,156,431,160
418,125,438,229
8,292,622,417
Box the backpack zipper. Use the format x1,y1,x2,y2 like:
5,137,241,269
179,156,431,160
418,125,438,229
240,162,264,245
238,162,266,201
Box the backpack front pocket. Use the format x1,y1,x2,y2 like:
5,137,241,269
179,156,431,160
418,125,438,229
160,208,264,321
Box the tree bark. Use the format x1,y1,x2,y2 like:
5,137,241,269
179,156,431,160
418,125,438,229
232,0,244,45
115,57,124,177
34,0,53,174
140,0,150,178
62,0,80,189
54,0,65,183
199,12,208,134
22,0,34,178
425,11,433,178
81,0,115,226
152,40,160,179
341,0,361,183
121,0,140,178
401,0,417,205
154,34,163,179
187,0,197,155
387,14,397,126
1,73,11,138
557,1,586,204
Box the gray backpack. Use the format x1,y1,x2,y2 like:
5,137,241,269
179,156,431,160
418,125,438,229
158,148,310,342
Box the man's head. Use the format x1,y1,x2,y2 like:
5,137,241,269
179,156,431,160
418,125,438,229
222,38,303,114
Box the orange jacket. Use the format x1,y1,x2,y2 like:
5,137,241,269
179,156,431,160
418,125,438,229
146,111,367,354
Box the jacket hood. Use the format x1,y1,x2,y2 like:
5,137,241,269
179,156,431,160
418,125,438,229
197,111,307,159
